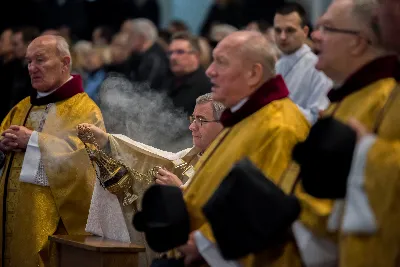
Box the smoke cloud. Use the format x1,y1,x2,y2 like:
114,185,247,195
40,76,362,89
97,74,193,153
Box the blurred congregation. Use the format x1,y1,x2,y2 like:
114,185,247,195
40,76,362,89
1,0,400,266
0,0,289,126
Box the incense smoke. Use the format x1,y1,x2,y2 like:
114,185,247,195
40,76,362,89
97,74,193,152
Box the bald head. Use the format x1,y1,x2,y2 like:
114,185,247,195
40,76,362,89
206,31,277,108
29,35,71,60
218,31,276,78
26,35,72,92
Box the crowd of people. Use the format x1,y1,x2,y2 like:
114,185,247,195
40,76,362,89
0,0,400,266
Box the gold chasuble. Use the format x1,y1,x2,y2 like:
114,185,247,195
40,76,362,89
295,56,400,267
184,75,310,267
0,75,104,267
333,58,400,266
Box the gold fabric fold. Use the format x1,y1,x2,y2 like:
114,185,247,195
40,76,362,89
0,93,105,267
297,78,398,267
184,98,310,267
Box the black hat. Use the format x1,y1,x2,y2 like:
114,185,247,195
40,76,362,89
133,185,190,253
202,158,301,260
293,116,357,199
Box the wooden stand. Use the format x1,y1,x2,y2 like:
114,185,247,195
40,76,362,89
49,235,146,267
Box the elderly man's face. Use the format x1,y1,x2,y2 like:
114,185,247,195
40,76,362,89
189,102,223,152
274,12,308,54
206,37,250,108
376,0,400,53
311,0,360,82
168,40,199,76
26,38,68,92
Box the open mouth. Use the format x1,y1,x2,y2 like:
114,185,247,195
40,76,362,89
211,82,219,91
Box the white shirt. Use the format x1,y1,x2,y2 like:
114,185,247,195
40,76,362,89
276,44,332,124
19,76,73,186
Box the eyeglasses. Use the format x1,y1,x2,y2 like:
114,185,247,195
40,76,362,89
167,49,194,57
316,25,372,44
189,116,219,126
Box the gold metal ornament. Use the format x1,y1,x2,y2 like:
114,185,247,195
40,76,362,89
77,124,161,206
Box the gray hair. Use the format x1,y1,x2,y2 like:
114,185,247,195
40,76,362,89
210,24,238,41
239,31,277,78
196,93,226,120
131,18,158,43
352,0,382,46
54,35,72,68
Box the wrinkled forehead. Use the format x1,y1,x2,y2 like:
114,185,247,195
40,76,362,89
26,40,57,57
193,102,214,117
213,38,243,60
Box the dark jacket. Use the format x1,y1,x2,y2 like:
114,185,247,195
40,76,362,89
129,43,169,91
0,58,32,122
163,67,212,116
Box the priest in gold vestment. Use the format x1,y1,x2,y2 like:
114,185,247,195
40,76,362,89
82,93,224,266
290,0,400,266
174,31,309,267
0,35,104,267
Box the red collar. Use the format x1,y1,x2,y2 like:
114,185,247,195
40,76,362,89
30,74,84,106
220,75,289,127
328,55,400,102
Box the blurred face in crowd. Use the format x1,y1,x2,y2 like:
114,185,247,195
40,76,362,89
246,22,276,44
376,0,400,53
246,22,260,32
0,29,14,56
110,33,130,64
92,28,105,46
206,32,264,108
189,102,223,152
312,0,365,83
26,36,70,92
265,28,276,44
12,32,27,59
121,20,134,35
130,31,145,52
84,49,103,72
168,39,199,76
274,12,309,54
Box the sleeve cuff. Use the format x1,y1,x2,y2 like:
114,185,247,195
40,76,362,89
20,131,41,184
194,231,241,267
341,134,378,233
297,105,318,125
292,221,338,266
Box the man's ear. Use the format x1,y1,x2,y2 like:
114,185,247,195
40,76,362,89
303,25,310,37
247,63,264,88
62,56,71,70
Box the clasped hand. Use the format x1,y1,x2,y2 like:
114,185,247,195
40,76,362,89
0,125,33,153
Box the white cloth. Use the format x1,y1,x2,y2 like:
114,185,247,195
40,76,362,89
194,231,241,267
19,131,49,186
230,97,249,113
85,134,194,242
292,221,338,267
328,134,378,233
85,179,131,242
36,76,72,98
276,44,332,124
